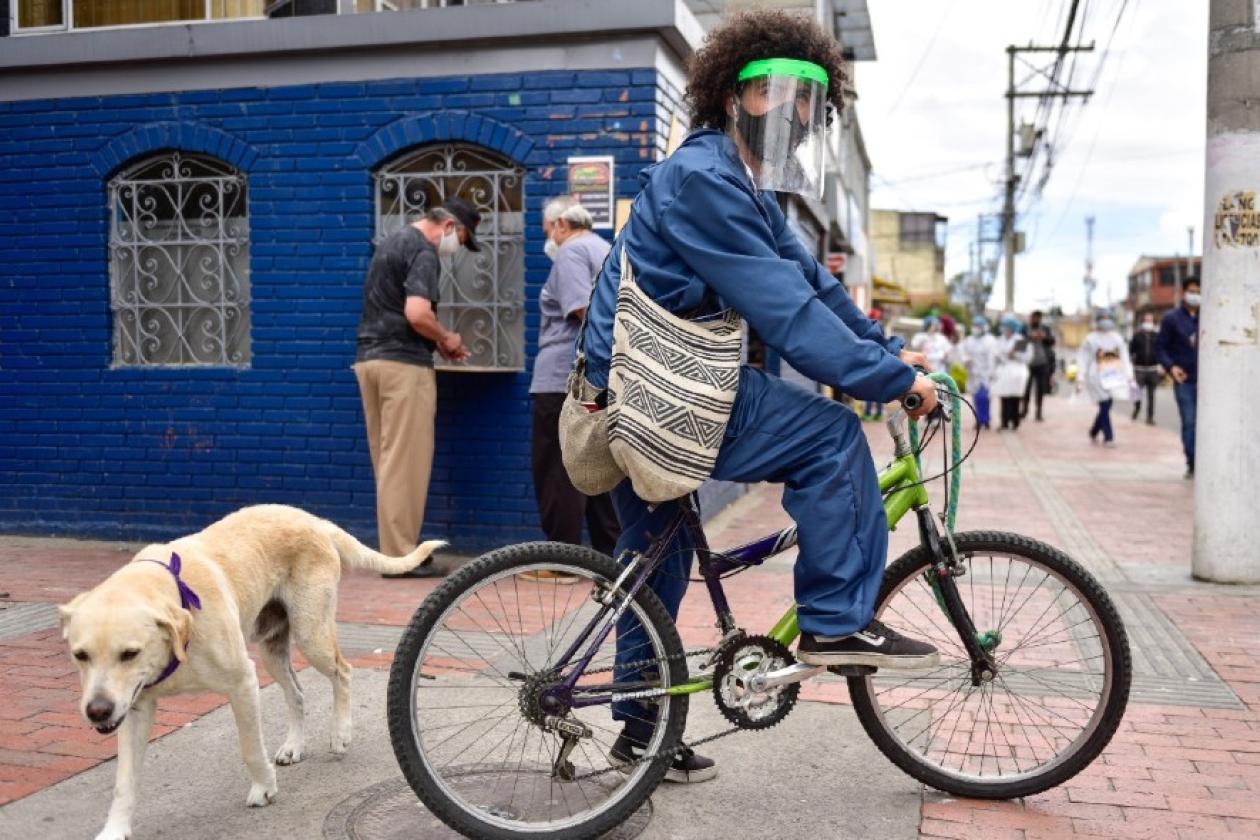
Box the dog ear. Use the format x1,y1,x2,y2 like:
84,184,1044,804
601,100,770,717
155,606,193,663
58,592,87,638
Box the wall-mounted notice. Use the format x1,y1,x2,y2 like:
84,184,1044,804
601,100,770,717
567,156,615,229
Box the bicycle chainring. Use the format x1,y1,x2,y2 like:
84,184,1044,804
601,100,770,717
712,634,799,731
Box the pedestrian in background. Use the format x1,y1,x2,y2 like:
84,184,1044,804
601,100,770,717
1156,276,1201,478
353,198,478,577
910,314,952,373
961,314,998,429
993,314,1032,431
1078,310,1135,448
1129,311,1162,424
1021,309,1055,422
527,196,621,582
861,307,888,421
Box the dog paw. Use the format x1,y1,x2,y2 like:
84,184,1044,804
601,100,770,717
274,743,304,766
94,827,130,840
330,730,351,755
246,781,278,807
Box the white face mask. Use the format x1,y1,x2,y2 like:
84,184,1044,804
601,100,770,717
1184,292,1201,307
1141,320,1156,331
438,228,461,257
544,237,559,262
971,326,984,337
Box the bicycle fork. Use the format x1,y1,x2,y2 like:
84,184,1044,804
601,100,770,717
916,507,999,686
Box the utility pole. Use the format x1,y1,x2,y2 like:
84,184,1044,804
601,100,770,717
1175,226,1196,301
1194,2,1260,582
1083,216,1096,311
1002,43,1095,313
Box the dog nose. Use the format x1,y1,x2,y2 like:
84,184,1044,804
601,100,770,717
86,698,114,723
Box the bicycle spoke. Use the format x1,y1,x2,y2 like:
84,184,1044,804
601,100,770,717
861,546,1120,791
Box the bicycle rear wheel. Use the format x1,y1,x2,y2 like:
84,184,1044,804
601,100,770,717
849,531,1130,799
387,542,689,840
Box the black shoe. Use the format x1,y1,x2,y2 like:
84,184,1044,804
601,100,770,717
797,620,940,670
382,557,445,579
1184,466,1195,479
609,730,717,783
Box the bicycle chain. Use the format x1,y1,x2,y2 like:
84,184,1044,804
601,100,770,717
566,646,741,782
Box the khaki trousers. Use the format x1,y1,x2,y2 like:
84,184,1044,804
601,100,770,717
353,360,437,557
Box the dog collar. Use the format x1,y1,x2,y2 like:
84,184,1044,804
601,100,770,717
136,552,201,688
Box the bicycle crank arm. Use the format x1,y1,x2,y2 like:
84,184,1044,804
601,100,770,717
748,662,823,692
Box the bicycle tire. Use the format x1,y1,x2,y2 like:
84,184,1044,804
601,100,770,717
848,531,1131,799
387,541,689,840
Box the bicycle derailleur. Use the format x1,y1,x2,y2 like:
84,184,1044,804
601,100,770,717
712,634,802,731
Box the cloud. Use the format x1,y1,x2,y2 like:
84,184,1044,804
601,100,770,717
856,0,1208,314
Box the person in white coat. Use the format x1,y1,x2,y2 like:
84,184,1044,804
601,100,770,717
1077,311,1136,447
910,315,953,373
992,314,1033,431
960,314,999,429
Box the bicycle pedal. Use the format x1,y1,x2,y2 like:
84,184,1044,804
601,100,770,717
828,665,877,677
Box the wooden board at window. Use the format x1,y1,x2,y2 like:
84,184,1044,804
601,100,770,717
18,0,63,26
74,0,202,27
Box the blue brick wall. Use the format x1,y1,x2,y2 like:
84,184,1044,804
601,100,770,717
0,68,667,552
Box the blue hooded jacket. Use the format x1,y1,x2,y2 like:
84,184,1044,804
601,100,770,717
582,130,913,403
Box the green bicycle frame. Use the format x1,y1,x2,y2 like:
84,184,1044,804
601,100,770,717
665,420,934,695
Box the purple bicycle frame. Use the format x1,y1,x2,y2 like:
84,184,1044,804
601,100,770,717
545,497,800,707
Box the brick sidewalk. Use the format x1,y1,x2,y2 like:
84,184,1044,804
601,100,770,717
3,391,1259,840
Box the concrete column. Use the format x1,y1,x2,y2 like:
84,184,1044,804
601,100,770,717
1193,0,1260,582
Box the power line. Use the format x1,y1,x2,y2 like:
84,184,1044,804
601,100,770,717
1044,0,1139,242
885,0,963,116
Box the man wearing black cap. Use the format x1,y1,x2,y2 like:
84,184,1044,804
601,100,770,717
353,197,480,577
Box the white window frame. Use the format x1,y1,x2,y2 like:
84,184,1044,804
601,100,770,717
10,1,269,35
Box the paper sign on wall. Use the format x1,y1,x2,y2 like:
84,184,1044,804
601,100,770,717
567,156,615,230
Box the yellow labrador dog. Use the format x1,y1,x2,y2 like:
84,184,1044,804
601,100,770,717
58,504,443,840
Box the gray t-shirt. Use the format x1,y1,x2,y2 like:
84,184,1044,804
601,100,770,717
355,225,440,367
529,233,611,394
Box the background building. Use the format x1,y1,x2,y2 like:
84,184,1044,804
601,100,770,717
870,208,949,308
0,0,882,550
1126,254,1202,323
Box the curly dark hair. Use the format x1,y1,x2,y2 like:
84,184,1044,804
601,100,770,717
685,9,849,130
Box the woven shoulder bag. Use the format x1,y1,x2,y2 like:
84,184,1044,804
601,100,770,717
606,247,742,502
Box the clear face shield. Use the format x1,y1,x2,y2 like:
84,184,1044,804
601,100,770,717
728,58,830,199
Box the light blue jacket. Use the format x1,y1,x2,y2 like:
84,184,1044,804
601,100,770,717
583,129,913,403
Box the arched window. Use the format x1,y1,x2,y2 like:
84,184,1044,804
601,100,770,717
375,144,525,371
108,151,250,367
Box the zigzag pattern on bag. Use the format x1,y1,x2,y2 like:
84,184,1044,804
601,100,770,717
607,248,742,502
619,379,727,449
625,320,741,391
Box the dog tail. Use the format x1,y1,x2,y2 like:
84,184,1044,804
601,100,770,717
324,523,446,575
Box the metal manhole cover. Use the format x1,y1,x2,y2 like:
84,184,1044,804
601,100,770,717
323,769,652,839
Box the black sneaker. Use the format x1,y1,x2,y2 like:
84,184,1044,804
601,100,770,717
609,730,717,784
797,620,940,670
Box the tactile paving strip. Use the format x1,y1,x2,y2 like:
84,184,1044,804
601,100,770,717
0,602,61,640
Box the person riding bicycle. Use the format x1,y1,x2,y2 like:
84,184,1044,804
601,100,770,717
577,10,941,781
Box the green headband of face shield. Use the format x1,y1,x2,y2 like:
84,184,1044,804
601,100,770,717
736,58,830,89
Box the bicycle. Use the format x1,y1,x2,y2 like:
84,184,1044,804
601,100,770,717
386,372,1132,840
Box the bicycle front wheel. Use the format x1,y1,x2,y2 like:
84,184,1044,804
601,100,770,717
849,531,1131,799
387,542,689,840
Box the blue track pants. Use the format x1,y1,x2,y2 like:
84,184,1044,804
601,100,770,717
612,366,889,734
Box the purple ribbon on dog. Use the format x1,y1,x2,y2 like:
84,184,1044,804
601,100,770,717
164,552,202,611
137,552,202,688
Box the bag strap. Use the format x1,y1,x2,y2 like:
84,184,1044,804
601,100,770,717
572,227,628,376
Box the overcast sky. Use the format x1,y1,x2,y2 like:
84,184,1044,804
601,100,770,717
854,0,1208,314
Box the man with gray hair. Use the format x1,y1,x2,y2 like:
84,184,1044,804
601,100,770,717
526,195,620,581
353,197,478,577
